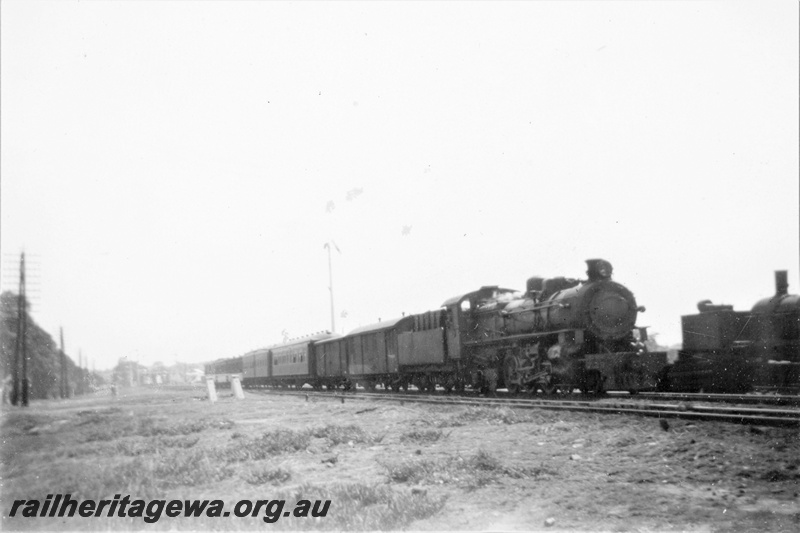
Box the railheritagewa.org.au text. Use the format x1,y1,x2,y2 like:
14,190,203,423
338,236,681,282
8,494,331,523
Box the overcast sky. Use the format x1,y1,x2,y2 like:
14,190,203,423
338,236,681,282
2,1,798,369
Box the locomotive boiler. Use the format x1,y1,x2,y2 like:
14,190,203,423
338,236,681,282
502,259,640,350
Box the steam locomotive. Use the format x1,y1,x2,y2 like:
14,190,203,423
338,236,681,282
462,258,663,394
665,270,800,393
205,259,667,395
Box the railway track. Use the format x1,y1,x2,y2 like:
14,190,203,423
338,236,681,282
241,383,800,406
249,388,800,428
633,391,800,407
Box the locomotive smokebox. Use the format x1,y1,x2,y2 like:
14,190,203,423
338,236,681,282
775,270,788,296
586,259,613,281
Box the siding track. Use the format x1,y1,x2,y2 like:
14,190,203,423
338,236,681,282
248,389,800,427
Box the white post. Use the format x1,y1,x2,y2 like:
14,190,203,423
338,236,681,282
206,378,218,403
231,376,245,400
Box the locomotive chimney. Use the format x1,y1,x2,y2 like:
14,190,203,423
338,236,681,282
775,270,788,296
586,259,613,281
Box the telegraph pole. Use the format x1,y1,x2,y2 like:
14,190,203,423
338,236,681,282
60,328,67,399
12,253,29,406
78,350,84,395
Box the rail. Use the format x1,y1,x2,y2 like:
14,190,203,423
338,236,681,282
249,389,800,427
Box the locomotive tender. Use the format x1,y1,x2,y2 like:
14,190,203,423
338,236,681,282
666,270,800,393
205,259,667,394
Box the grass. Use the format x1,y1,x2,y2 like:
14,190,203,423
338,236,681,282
7,386,799,532
5,449,236,501
380,448,552,489
0,390,452,531
2,405,445,529
268,483,448,531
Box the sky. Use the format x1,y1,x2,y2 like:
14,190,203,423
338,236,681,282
1,1,798,369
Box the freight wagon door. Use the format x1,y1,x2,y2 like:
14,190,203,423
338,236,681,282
399,329,445,365
347,337,364,375
445,306,461,359
329,341,342,376
374,333,388,374
385,330,399,373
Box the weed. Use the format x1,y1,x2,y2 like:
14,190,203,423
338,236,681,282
137,417,226,437
1,412,56,434
381,449,543,489
75,408,123,426
434,406,539,427
216,428,311,462
3,447,234,502
273,483,447,530
82,415,233,442
162,435,201,449
112,439,159,456
152,451,234,488
311,424,379,445
400,429,445,444
113,435,200,456
471,449,503,471
257,428,311,453
382,458,439,483
612,435,639,448
761,469,799,482
245,466,292,485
